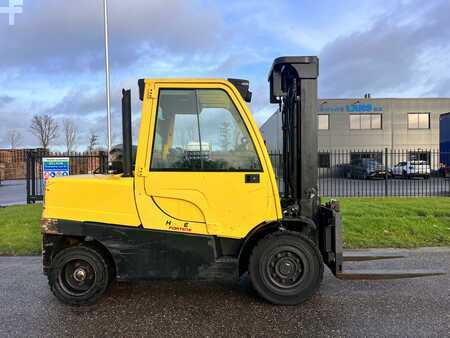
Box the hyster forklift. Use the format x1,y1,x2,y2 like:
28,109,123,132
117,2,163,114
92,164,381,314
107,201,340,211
42,56,443,305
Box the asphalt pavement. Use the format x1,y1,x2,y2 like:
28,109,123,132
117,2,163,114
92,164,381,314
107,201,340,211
319,177,450,197
1,178,448,207
0,180,27,206
0,248,449,337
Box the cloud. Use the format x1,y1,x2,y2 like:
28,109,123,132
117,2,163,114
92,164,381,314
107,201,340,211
2,0,450,149
0,0,223,74
45,89,106,117
319,0,450,98
0,109,35,148
0,95,14,108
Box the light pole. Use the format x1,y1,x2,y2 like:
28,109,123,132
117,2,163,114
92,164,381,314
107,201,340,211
103,0,112,164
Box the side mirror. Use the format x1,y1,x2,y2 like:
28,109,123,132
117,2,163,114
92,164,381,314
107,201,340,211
228,78,252,103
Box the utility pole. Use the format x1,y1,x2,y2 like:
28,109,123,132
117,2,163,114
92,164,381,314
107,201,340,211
103,0,112,165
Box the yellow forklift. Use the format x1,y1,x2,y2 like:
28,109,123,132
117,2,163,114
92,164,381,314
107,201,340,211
41,57,443,305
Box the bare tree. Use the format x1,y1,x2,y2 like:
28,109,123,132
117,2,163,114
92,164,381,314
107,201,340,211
62,118,78,154
7,129,22,149
30,114,58,150
87,130,99,152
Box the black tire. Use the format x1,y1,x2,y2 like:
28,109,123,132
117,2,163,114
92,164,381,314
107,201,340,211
48,245,110,306
248,231,323,305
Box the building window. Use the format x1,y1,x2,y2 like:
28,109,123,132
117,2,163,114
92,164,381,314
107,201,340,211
408,113,430,129
318,153,330,168
408,151,431,164
318,114,329,130
350,114,382,130
350,152,383,164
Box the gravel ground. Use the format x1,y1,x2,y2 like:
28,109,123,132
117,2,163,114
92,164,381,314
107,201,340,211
0,248,449,337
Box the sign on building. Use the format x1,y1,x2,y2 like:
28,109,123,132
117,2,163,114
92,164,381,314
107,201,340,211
42,157,70,184
319,103,384,113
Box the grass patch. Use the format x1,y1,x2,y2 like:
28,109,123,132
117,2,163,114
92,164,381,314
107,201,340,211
0,204,43,256
0,198,449,255
338,197,450,248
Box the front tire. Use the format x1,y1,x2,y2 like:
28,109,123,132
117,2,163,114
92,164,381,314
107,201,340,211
48,245,111,306
249,231,323,305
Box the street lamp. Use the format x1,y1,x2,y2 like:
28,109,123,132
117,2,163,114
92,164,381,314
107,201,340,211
103,0,112,164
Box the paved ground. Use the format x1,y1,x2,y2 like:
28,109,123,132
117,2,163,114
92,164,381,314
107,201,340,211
1,177,448,206
0,248,449,337
319,177,450,197
0,180,27,206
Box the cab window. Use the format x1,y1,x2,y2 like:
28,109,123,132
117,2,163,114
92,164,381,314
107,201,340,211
151,88,262,172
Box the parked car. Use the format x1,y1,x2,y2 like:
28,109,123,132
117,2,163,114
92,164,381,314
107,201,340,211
439,163,449,178
348,158,386,179
390,161,431,179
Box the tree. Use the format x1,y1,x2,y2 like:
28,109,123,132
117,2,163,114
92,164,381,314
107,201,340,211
7,129,22,149
87,130,99,152
62,118,78,154
30,114,58,151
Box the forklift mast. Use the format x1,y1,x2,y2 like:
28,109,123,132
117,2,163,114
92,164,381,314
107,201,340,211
268,57,320,219
268,56,444,281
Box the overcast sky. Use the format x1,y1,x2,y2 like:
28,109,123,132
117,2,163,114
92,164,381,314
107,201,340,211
1,0,450,150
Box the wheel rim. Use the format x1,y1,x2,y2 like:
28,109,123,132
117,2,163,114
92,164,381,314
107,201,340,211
265,246,305,289
59,258,96,296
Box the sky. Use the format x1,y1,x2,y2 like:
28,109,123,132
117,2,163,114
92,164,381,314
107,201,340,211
1,0,450,150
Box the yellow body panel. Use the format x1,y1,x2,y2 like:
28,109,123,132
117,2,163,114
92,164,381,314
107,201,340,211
43,175,141,227
43,78,282,240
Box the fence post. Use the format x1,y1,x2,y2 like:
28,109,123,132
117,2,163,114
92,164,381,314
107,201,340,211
26,151,31,204
384,147,389,197
31,151,36,203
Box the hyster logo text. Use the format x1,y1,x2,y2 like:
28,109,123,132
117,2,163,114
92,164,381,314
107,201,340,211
0,0,23,26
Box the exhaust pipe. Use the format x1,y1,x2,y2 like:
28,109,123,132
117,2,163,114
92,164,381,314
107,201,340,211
121,89,133,177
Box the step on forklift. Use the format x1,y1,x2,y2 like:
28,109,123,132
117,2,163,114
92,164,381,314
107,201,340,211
41,56,444,305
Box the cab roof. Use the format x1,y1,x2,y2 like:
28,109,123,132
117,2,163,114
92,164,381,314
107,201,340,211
138,78,252,102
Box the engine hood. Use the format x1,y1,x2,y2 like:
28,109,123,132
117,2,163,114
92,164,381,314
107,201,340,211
42,174,141,227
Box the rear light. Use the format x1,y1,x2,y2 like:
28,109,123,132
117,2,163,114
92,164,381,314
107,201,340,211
41,218,60,234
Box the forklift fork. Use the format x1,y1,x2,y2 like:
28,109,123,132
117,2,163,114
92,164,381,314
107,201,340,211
319,203,446,280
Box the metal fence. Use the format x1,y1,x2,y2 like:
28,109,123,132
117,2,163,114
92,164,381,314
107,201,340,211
25,149,450,203
270,149,450,197
26,151,108,203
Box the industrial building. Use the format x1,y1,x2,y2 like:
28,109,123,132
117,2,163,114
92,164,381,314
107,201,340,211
260,97,450,168
261,97,450,152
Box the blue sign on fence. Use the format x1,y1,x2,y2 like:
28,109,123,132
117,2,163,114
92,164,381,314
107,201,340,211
42,157,70,183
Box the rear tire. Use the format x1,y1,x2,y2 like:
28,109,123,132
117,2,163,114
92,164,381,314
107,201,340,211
249,231,323,305
48,245,110,306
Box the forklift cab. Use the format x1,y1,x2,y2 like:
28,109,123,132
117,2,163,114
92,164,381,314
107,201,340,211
133,79,281,238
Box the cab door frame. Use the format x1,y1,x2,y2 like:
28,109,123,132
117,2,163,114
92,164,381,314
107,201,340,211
134,79,282,239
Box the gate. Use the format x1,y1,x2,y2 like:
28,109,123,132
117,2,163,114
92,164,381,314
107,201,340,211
270,148,450,197
26,151,108,204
